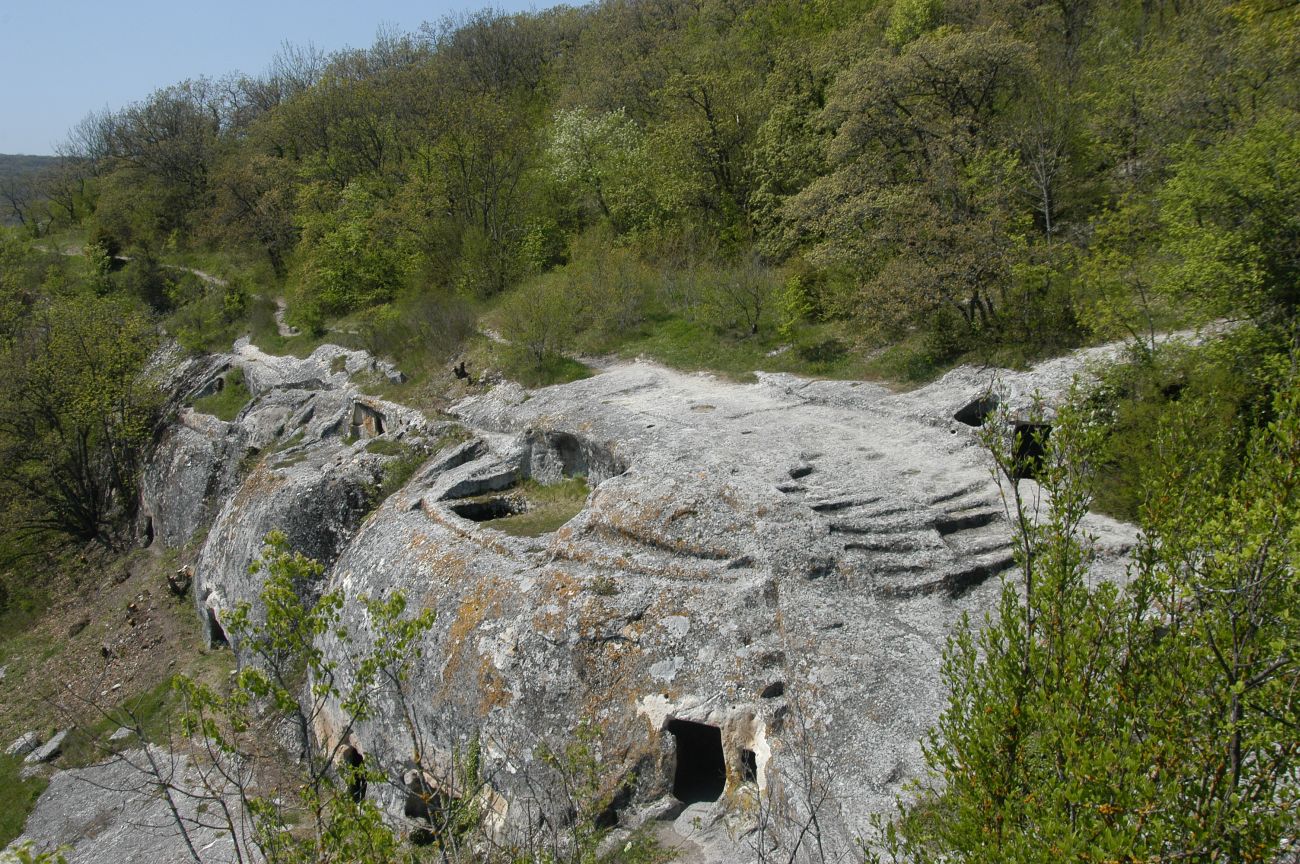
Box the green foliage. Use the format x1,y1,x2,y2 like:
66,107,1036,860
190,367,252,422
0,293,161,543
547,108,657,233
878,376,1300,861
886,0,942,49
291,181,413,325
1085,327,1286,519
0,842,65,864
1160,113,1300,324
367,439,428,502
175,532,438,864
0,755,49,848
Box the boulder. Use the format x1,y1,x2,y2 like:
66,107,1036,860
23,729,68,764
133,339,1147,862
5,731,40,758
7,747,255,864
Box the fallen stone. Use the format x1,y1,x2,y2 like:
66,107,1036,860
5,731,40,757
108,727,134,743
24,729,69,764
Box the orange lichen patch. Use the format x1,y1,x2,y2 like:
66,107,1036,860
531,568,583,638
441,582,500,695
477,653,512,717
597,515,733,561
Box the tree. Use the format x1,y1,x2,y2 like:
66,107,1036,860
546,107,654,233
785,25,1037,343
1160,112,1300,325
0,295,160,544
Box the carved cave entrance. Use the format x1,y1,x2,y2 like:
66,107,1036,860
450,497,526,522
1012,422,1052,479
954,394,1000,427
667,719,726,804
341,746,367,803
206,608,228,649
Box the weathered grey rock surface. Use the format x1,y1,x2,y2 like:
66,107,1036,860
310,356,1114,860
5,731,40,758
8,748,255,864
39,334,1175,861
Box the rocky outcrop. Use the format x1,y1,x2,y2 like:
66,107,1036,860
112,337,1161,860
138,340,441,650
7,748,255,864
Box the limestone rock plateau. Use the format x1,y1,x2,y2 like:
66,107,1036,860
16,337,1149,862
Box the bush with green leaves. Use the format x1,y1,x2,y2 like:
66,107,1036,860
875,374,1300,862
170,531,436,864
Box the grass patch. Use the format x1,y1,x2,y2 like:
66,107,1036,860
364,438,409,457
0,579,50,649
59,648,235,769
490,477,590,537
493,344,594,388
368,440,431,502
619,317,870,383
0,753,48,846
191,367,251,421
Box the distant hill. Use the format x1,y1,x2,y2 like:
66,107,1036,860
0,153,56,181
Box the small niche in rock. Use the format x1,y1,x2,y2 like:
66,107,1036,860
451,496,527,522
206,608,228,649
449,476,591,538
760,681,785,699
143,516,154,548
1011,422,1052,479
350,403,386,439
405,775,448,845
528,430,628,485
740,749,758,783
667,719,726,804
954,394,1000,427
341,746,367,803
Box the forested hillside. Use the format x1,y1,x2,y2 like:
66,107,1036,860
5,0,1294,374
1,0,1298,859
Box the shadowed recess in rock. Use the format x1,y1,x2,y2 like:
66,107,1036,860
667,719,726,804
953,394,1000,427
206,608,228,649
341,746,367,803
1012,422,1052,479
450,496,527,522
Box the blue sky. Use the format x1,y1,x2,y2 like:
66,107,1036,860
0,0,555,155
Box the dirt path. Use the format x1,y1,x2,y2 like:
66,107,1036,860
274,298,300,338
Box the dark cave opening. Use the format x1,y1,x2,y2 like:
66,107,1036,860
341,746,367,803
206,608,228,649
954,394,1000,427
1012,422,1052,479
405,774,447,845
450,496,526,522
667,719,726,804
740,749,758,783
